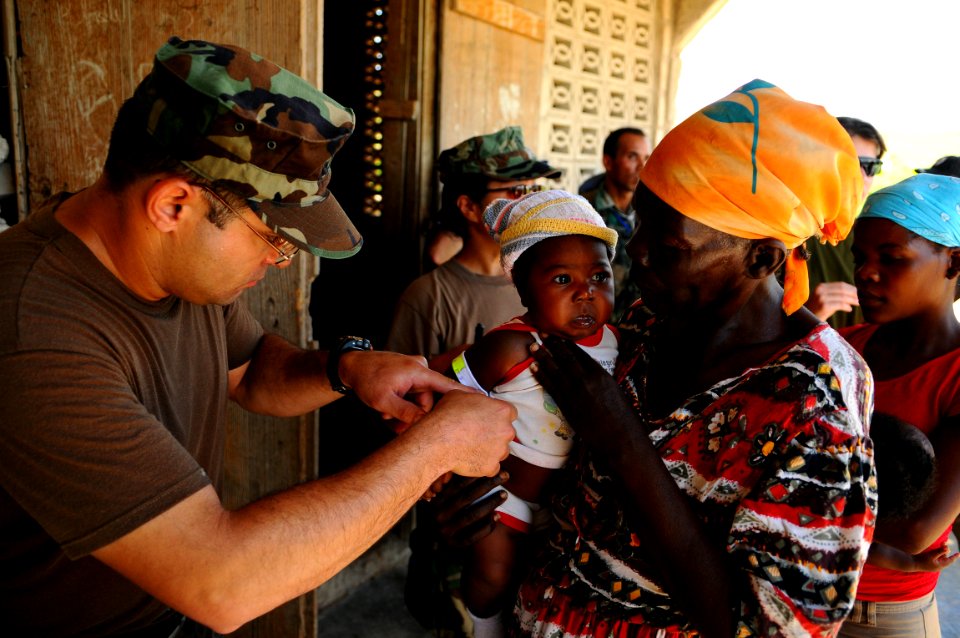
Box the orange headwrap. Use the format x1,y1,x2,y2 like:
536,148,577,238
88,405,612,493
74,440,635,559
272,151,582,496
639,80,863,314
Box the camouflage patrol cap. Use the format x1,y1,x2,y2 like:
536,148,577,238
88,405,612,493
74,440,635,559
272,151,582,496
437,126,561,184
134,36,361,259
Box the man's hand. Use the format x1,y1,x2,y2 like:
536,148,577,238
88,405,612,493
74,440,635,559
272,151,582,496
804,282,859,321
409,390,515,478
339,351,471,424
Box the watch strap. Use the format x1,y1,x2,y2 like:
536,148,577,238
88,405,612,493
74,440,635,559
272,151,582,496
327,335,373,394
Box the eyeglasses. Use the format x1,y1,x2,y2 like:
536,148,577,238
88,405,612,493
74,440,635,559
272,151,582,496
859,157,883,178
201,187,300,264
484,184,544,199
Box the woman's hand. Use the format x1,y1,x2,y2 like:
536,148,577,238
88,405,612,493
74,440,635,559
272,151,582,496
531,334,736,637
529,335,644,462
427,473,510,549
911,543,960,572
804,282,859,321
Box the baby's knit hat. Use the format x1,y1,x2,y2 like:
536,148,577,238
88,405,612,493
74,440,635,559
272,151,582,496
484,189,618,278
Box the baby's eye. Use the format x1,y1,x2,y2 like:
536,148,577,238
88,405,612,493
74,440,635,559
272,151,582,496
592,271,611,283
552,274,571,285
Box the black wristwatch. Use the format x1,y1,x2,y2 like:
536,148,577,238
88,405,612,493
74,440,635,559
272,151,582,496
327,335,374,394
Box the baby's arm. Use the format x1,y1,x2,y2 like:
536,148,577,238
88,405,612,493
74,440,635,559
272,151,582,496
867,541,960,572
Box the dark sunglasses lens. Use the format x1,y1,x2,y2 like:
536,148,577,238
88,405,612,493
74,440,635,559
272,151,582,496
859,159,881,177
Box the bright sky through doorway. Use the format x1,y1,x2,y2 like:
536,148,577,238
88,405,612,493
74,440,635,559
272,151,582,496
675,0,960,188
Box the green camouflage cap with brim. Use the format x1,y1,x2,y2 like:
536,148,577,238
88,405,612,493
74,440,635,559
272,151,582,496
437,126,562,184
135,36,361,259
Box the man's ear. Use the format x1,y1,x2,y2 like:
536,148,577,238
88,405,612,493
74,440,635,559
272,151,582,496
457,193,484,225
746,238,787,279
946,247,960,280
601,154,614,174
143,177,196,233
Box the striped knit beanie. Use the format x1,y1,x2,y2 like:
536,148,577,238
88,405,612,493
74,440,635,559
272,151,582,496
484,189,618,279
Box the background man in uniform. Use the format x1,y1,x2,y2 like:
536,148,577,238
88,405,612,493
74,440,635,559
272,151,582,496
579,127,651,318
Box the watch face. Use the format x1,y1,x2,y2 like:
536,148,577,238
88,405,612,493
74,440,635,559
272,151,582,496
339,336,372,352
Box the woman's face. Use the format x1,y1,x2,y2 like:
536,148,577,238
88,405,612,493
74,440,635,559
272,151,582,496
518,235,615,340
852,217,953,323
626,191,750,316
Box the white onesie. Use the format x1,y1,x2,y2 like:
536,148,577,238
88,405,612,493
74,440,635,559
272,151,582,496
451,317,618,531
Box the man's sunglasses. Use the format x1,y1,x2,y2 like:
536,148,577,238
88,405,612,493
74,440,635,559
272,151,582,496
859,157,882,178
484,184,544,199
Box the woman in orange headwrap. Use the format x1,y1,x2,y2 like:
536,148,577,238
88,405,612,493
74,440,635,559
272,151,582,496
511,80,877,637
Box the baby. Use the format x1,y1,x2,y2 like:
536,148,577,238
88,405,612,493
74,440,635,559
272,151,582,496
452,190,619,637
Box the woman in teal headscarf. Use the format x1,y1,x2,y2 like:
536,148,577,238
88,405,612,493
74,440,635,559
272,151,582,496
839,173,960,637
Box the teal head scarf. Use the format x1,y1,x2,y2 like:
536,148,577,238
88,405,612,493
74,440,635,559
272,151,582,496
859,173,960,247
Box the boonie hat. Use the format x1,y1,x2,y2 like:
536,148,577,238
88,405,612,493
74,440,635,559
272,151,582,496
437,126,561,184
915,156,960,178
484,189,617,278
135,36,361,259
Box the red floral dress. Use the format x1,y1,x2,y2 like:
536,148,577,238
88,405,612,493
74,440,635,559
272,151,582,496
512,305,876,638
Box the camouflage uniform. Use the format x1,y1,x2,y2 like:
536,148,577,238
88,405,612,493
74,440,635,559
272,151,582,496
580,179,640,320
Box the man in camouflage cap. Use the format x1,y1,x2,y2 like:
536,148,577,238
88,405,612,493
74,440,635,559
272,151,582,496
388,126,561,358
436,125,561,184
137,36,362,259
387,127,558,638
0,37,515,635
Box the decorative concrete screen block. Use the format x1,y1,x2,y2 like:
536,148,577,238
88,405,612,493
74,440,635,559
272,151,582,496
539,0,656,193
553,37,574,69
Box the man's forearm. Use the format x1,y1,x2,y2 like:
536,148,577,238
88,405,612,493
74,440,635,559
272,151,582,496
609,431,736,638
230,333,340,417
95,423,452,633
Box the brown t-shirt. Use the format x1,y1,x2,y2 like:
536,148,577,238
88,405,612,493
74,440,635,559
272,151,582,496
0,195,264,635
386,259,525,357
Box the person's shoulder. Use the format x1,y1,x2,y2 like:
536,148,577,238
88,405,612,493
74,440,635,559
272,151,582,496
780,324,872,436
467,324,536,388
578,171,605,197
394,265,451,305
836,321,873,341
801,323,869,370
0,201,104,354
